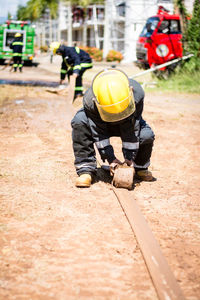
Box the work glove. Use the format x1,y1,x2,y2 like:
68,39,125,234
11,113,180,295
58,84,66,90
109,158,123,176
124,159,134,167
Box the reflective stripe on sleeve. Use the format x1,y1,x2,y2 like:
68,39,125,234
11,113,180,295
13,42,23,46
95,139,110,148
80,62,93,68
122,141,139,150
73,65,81,70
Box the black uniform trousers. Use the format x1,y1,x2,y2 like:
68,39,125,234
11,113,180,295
71,108,155,176
62,66,92,100
13,55,23,72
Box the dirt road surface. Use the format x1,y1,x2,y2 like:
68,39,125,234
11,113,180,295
0,56,200,299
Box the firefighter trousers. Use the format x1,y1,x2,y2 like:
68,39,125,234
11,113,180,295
13,55,23,72
73,66,92,99
71,108,155,176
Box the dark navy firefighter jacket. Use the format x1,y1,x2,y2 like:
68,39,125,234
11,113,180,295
10,37,23,56
82,79,144,164
57,45,92,80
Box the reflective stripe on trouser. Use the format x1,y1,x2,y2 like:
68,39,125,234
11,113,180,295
13,56,23,69
75,86,84,92
71,108,97,176
13,53,22,56
134,119,155,170
74,66,92,98
61,69,67,74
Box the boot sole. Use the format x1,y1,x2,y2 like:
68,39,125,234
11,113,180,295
76,183,91,188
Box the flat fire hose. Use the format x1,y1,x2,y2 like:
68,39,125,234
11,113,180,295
97,156,185,300
131,53,194,79
113,188,185,300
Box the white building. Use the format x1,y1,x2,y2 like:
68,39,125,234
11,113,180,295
35,0,193,63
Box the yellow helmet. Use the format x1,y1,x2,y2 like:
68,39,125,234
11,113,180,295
92,69,135,122
15,33,21,37
50,41,61,55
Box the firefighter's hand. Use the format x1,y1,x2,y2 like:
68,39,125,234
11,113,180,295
124,159,134,167
58,84,66,90
109,158,123,176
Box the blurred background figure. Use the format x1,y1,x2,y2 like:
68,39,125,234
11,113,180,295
10,33,23,72
50,42,93,101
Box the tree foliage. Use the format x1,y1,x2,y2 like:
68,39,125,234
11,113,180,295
17,0,104,21
174,0,200,71
184,0,200,71
17,0,59,21
7,12,12,20
185,0,200,55
174,0,188,34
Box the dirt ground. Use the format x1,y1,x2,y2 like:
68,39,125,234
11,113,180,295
0,58,200,300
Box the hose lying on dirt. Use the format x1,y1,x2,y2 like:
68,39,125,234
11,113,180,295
0,79,61,87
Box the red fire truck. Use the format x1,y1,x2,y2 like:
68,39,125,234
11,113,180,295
136,6,183,72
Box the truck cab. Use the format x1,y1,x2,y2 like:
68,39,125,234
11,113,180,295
136,6,183,70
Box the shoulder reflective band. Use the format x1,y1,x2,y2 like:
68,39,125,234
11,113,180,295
95,139,110,149
75,47,80,54
122,141,139,150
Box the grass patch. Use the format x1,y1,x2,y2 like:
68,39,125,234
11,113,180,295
146,70,200,94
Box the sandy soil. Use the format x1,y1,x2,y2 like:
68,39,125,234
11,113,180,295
0,59,200,300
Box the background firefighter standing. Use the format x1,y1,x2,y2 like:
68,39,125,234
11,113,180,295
10,33,23,72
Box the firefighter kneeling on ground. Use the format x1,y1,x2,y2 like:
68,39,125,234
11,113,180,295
50,42,93,100
71,68,155,187
10,33,23,72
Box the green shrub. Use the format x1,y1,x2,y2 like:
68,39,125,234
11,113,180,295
106,50,123,62
80,46,103,61
79,46,123,62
